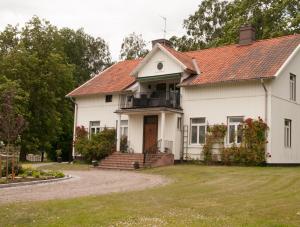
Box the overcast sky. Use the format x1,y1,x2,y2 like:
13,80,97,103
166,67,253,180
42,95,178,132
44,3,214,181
0,0,201,61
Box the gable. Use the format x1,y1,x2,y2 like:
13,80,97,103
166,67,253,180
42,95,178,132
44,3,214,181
137,48,184,78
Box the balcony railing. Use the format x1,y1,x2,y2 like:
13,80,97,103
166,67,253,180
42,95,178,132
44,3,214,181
119,91,181,109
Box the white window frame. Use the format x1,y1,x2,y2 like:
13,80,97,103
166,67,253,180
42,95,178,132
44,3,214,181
284,119,292,148
120,120,128,137
227,116,244,144
290,74,296,101
89,121,100,136
190,118,206,145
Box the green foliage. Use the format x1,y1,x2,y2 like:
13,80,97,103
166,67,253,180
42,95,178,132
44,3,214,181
203,124,227,164
119,33,149,60
220,117,268,165
18,167,65,179
0,16,112,161
74,128,116,162
171,0,300,51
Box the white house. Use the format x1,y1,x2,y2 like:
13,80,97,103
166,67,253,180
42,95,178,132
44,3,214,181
67,26,300,167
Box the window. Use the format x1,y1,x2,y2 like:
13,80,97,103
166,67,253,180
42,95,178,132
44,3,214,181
105,95,112,102
284,119,292,148
120,120,128,137
157,62,163,70
190,118,206,144
89,121,100,135
177,117,182,130
290,74,296,101
227,117,243,144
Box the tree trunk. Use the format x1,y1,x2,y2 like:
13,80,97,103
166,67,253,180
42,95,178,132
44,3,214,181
6,145,9,180
0,155,2,178
41,151,44,162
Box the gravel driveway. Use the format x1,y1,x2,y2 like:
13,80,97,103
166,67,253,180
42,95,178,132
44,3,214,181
0,170,169,204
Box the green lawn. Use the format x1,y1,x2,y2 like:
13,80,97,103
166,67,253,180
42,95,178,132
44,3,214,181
1,165,300,226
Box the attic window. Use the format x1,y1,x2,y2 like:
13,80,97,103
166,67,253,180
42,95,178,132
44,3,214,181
105,95,112,102
157,62,163,70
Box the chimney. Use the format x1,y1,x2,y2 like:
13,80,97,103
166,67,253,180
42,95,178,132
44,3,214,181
152,39,173,48
239,25,256,45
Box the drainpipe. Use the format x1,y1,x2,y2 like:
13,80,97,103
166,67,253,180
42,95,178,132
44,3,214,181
69,97,78,161
260,79,268,123
261,79,270,160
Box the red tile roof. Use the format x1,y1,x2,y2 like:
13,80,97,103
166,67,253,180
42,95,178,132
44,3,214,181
67,34,300,97
182,34,300,86
67,59,141,97
161,44,196,72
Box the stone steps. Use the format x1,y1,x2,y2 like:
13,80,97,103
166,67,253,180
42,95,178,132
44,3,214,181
97,152,174,170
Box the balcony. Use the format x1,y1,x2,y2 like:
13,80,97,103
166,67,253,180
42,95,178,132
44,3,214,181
119,91,181,109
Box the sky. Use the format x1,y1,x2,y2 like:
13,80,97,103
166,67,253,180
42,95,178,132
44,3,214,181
0,0,201,61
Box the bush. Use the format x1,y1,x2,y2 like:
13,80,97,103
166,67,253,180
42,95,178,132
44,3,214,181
74,128,116,162
220,118,268,166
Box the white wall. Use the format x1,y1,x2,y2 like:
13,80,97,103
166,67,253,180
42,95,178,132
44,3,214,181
76,94,127,130
269,50,300,163
181,81,266,160
138,49,183,78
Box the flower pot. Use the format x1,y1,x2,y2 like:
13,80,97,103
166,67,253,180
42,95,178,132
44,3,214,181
57,157,62,163
92,160,99,167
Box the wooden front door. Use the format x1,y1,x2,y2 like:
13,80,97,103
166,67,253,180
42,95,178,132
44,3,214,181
143,115,158,153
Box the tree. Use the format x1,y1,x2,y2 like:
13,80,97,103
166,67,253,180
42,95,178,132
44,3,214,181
0,76,28,179
59,28,112,86
0,16,112,161
171,0,300,51
119,33,149,60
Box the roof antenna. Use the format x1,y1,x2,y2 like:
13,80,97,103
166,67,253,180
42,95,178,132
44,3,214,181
160,16,167,41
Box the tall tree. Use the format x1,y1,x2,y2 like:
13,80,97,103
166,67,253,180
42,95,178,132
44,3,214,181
0,16,112,161
119,33,149,60
171,0,300,51
59,28,111,86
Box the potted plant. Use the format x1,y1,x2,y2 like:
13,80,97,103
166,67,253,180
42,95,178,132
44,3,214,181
92,160,99,167
56,149,62,163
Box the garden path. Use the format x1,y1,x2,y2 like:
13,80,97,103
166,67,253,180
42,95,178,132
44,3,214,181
0,170,168,204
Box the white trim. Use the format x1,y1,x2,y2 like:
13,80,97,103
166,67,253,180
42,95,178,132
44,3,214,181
130,43,188,77
274,44,300,77
66,64,116,97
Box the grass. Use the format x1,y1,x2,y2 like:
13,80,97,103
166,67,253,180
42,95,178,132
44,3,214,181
1,165,300,226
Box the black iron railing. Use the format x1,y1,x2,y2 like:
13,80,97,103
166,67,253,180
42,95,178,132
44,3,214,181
120,91,181,109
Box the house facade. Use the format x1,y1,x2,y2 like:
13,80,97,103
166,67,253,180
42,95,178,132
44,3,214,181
67,26,300,164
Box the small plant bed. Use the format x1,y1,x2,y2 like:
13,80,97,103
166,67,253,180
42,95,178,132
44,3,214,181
0,167,65,185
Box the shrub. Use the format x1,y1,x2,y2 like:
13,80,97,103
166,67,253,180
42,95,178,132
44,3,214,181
220,117,268,166
74,128,116,162
203,124,227,164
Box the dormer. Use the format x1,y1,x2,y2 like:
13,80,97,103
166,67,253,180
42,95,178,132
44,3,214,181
130,40,197,80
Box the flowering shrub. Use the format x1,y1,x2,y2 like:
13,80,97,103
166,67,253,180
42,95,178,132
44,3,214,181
203,124,227,164
220,117,268,165
74,128,116,162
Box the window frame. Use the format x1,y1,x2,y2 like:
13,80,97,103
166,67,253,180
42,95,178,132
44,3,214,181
89,121,101,136
105,95,113,103
190,117,206,145
284,119,292,148
120,120,128,137
177,117,182,130
290,73,296,101
227,116,244,145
